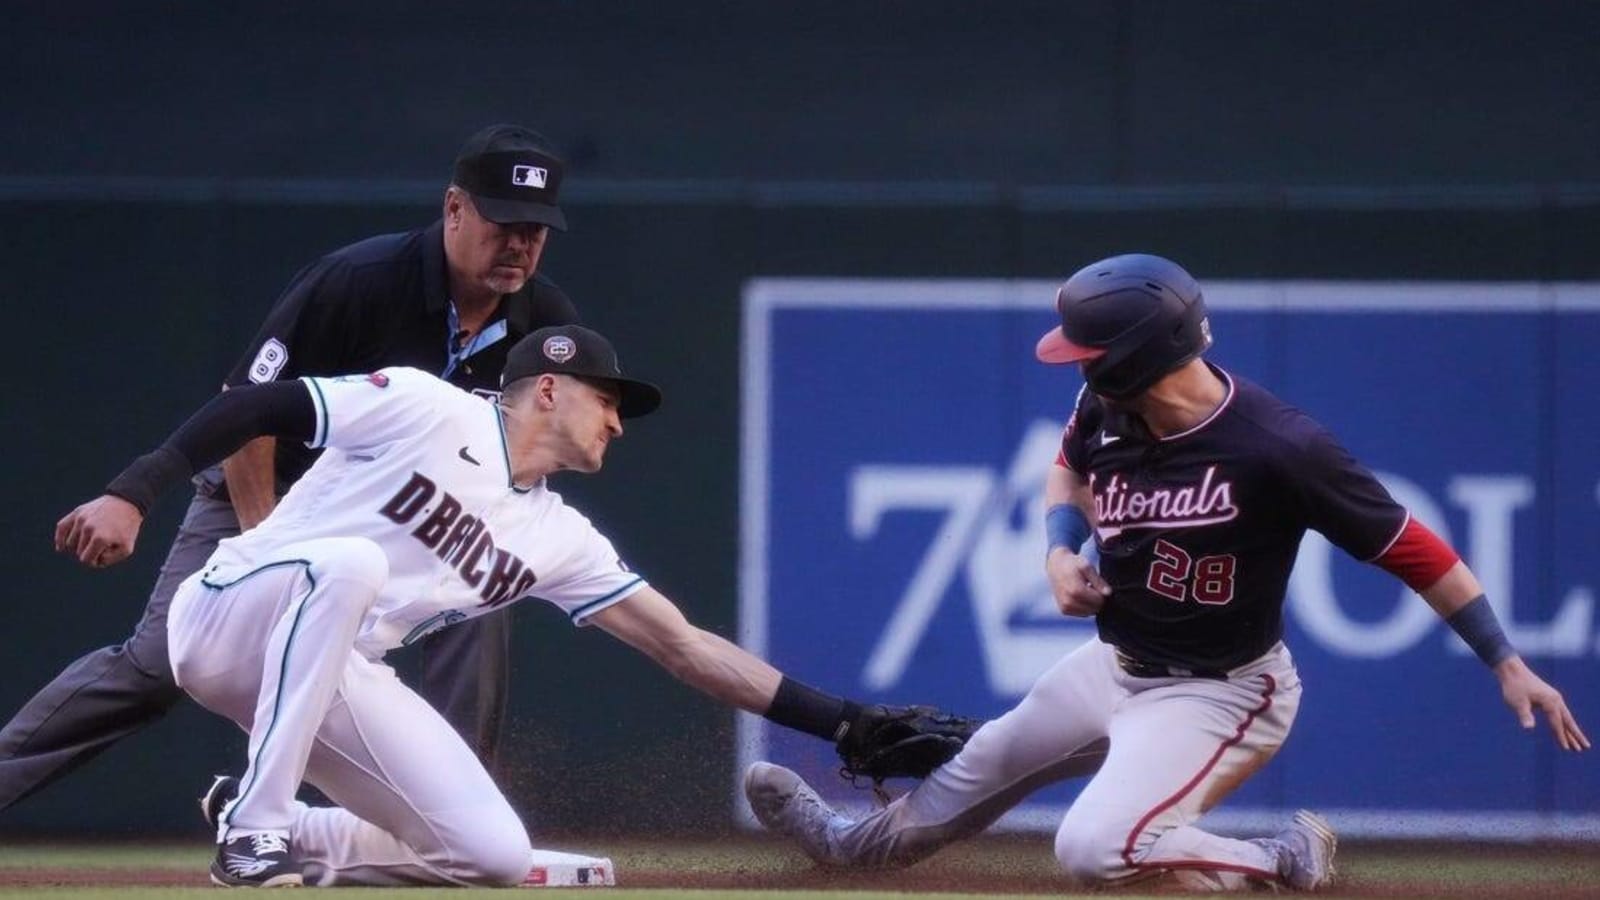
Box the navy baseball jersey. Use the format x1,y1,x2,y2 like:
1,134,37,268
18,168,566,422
1061,364,1408,670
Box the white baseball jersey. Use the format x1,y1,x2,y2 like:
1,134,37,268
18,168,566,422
200,366,646,658
166,365,641,885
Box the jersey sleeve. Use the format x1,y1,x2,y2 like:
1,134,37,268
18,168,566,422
301,367,444,454
528,504,649,626
1291,419,1409,561
224,258,363,388
1059,385,1097,473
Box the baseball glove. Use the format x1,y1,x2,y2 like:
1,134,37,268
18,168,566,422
836,704,981,788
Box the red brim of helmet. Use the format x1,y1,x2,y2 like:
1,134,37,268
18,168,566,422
1035,327,1108,364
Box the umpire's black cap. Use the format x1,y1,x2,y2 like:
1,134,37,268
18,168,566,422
452,124,568,231
503,325,662,419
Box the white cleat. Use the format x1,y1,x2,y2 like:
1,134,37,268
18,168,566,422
1270,809,1338,891
743,762,848,867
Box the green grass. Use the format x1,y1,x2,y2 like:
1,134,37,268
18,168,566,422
0,845,203,870
1,837,1597,897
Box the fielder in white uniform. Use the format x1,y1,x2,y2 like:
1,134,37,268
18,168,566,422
743,255,1588,893
57,325,913,888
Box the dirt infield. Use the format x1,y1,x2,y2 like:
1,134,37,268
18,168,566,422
1,838,1596,896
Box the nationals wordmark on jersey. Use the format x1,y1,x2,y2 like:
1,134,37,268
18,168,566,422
1089,466,1239,539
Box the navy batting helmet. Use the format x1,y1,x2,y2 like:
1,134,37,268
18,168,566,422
1035,253,1212,399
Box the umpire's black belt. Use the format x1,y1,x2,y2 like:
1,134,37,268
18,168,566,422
1114,647,1229,680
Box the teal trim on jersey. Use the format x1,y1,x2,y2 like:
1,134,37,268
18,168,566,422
200,558,317,591
215,559,316,838
400,609,467,646
566,576,646,624
493,405,536,494
304,377,330,448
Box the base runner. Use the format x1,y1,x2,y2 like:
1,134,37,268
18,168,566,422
743,254,1588,893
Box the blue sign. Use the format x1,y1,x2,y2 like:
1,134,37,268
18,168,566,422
738,279,1600,839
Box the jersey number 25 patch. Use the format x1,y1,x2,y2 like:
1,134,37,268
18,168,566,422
248,338,289,384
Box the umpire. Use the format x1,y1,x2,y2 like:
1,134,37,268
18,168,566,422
0,123,578,810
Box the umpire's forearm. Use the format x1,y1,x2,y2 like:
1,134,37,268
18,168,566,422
220,436,280,530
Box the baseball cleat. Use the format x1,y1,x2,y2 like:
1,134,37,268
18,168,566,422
209,831,303,888
742,762,848,866
1269,809,1337,891
200,774,241,832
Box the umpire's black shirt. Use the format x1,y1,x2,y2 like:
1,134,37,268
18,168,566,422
206,219,579,498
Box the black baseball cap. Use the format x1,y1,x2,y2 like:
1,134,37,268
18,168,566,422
503,325,662,419
451,124,568,231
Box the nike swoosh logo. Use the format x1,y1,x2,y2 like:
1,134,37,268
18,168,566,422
1100,432,1120,446
458,446,481,466
224,856,274,877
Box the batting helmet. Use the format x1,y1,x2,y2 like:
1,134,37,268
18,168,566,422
1035,253,1212,399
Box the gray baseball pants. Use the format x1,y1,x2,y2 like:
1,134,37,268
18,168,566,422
0,491,510,813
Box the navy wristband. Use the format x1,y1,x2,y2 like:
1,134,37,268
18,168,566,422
1445,594,1516,667
763,676,859,742
1046,503,1092,554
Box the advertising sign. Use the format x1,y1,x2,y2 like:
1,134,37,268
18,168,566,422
739,279,1600,839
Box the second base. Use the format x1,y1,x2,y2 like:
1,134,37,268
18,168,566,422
521,850,616,888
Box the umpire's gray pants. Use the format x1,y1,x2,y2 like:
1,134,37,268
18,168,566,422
0,492,510,813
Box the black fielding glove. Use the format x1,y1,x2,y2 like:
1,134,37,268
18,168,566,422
835,704,981,789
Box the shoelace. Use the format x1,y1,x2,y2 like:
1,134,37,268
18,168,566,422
249,832,289,856
792,785,829,816
792,786,846,841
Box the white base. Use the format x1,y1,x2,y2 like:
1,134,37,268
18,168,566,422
521,850,616,888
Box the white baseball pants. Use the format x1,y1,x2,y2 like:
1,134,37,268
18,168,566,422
167,537,550,886
830,637,1301,889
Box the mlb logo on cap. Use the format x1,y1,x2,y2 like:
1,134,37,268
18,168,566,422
452,124,568,230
